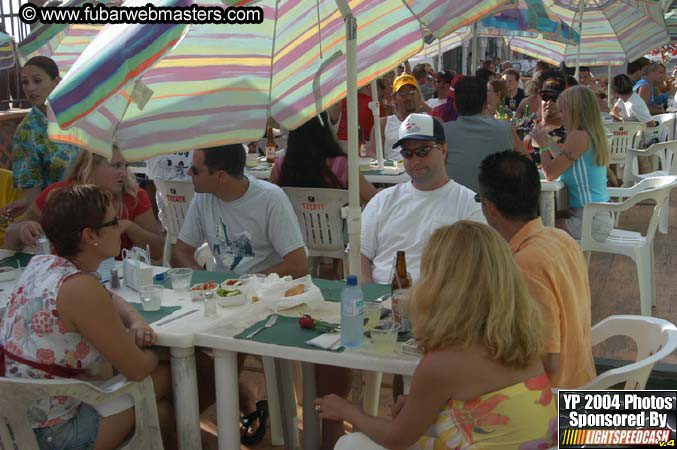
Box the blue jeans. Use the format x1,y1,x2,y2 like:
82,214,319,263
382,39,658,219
34,403,100,450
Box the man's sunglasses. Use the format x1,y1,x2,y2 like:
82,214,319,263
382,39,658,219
541,93,559,103
400,144,439,159
92,216,119,230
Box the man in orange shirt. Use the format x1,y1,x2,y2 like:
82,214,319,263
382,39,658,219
476,150,596,388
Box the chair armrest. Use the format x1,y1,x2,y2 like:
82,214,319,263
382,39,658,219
607,187,637,198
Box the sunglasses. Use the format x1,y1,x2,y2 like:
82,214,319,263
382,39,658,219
397,90,417,98
474,193,481,203
400,144,439,159
541,93,560,103
92,216,119,230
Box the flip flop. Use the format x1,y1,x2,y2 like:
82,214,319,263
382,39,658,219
240,400,268,446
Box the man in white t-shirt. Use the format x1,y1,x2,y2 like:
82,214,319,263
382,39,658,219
610,74,653,124
361,113,485,284
172,144,307,277
425,71,453,109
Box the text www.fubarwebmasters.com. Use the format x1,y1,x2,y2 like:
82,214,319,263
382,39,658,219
19,2,263,25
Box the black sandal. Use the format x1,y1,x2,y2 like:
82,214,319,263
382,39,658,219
240,400,268,446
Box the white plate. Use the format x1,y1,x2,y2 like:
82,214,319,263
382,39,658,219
0,267,17,282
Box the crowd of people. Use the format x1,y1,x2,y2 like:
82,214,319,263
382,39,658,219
0,50,672,450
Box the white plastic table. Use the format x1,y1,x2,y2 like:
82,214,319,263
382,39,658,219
540,179,566,227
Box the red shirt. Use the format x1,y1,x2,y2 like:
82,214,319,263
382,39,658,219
36,180,152,253
336,93,386,142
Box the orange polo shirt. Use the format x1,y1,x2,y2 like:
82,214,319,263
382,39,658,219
509,218,596,388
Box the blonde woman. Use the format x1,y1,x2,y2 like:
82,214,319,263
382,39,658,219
533,85,612,241
485,79,508,116
5,147,164,258
515,79,541,119
316,222,557,449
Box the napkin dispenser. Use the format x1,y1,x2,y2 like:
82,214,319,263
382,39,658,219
122,246,153,292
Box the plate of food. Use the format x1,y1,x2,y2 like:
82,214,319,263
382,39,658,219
0,266,17,282
215,287,246,307
190,282,218,301
221,279,243,288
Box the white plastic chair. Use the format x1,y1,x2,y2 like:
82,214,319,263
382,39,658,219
623,141,677,233
580,315,677,389
193,243,215,271
579,176,677,316
282,187,348,277
153,180,195,267
605,122,646,165
652,113,677,142
0,376,163,450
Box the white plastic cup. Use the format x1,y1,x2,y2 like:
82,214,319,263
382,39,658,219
168,268,193,300
139,285,163,311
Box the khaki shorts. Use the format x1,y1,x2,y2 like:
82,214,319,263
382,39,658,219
564,207,613,242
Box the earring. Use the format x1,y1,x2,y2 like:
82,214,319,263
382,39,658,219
94,242,99,247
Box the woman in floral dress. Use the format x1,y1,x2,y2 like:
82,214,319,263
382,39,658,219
0,185,175,450
316,221,557,449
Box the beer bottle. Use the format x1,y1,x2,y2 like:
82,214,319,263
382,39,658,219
524,103,531,117
391,251,412,332
265,127,277,163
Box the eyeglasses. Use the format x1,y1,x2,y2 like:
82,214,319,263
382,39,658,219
541,93,559,103
397,90,417,98
400,144,439,159
92,216,119,230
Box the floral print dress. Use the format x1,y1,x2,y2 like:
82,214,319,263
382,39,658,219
412,373,557,449
11,106,80,190
0,255,103,428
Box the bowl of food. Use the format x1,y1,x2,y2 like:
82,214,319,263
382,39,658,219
221,279,243,288
190,282,218,301
0,266,16,282
215,287,246,307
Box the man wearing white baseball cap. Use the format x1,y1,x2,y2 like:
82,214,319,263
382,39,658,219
360,113,485,284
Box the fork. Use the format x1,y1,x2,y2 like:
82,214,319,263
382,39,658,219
246,314,279,339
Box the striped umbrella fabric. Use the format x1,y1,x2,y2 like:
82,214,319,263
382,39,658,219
17,0,123,76
666,10,677,42
47,0,510,160
0,33,16,70
509,0,669,66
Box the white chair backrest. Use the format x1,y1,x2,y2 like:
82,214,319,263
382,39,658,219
580,315,677,390
153,180,195,238
584,176,677,246
282,187,348,258
0,376,162,450
623,140,677,185
652,113,677,141
604,122,646,164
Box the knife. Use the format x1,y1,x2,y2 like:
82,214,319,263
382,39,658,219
155,309,199,326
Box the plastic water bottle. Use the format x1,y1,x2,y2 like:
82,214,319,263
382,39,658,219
341,275,364,349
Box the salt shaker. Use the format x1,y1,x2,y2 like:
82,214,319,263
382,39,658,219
110,268,120,289
203,291,217,318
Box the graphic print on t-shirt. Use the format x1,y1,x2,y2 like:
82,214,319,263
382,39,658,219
212,219,254,271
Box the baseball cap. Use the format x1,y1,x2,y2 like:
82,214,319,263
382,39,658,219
539,77,566,95
393,74,418,93
392,113,445,148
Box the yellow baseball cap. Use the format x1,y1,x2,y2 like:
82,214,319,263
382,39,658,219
392,74,418,93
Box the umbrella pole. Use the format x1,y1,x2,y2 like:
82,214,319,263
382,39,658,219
471,22,478,76
607,64,612,110
370,80,384,169
437,38,442,71
337,0,361,281
574,0,584,79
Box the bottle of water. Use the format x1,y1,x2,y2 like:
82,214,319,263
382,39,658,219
341,275,364,349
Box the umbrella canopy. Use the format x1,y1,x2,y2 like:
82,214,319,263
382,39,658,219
47,0,509,159
666,10,677,42
508,0,669,66
18,0,122,75
0,33,16,70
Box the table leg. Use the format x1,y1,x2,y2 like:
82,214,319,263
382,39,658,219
275,359,301,450
363,371,382,415
539,191,555,227
261,356,284,446
403,376,412,395
214,349,240,450
301,362,321,450
170,347,202,450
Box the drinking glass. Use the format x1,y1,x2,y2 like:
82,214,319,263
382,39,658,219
370,320,401,353
168,268,193,300
363,302,381,330
139,285,163,311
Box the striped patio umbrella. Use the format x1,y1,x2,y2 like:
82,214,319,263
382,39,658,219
666,10,677,42
0,33,16,70
46,0,510,293
508,0,669,67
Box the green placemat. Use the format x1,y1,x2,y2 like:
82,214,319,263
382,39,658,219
0,252,34,269
234,314,343,352
130,303,181,324
312,279,391,302
154,270,238,289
